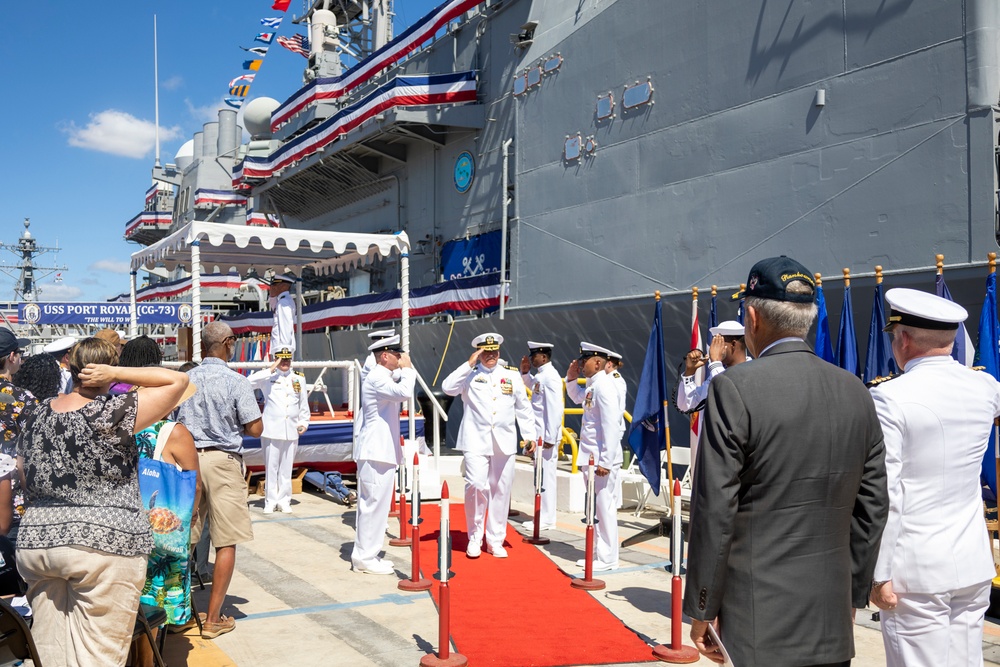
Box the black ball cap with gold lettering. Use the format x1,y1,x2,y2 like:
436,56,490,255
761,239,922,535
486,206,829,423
742,256,816,304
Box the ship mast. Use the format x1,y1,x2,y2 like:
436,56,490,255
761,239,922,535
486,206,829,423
0,219,69,302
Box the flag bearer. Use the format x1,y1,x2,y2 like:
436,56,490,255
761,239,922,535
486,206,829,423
565,342,623,571
519,341,564,532
247,347,310,513
869,288,1000,667
442,333,536,559
351,335,414,575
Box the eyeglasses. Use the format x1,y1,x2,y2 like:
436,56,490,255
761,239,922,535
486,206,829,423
224,336,237,344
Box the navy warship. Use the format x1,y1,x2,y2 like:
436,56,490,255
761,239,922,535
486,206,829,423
126,0,1000,439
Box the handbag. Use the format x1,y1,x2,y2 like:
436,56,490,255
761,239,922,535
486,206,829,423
137,421,198,625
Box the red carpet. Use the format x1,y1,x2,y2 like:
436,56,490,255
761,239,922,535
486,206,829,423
416,502,655,667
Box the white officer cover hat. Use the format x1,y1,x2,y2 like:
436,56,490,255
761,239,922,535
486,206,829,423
607,350,623,362
368,334,402,352
527,340,554,353
709,320,745,337
579,342,613,359
883,288,967,331
472,333,503,350
43,336,76,355
268,273,297,285
367,329,395,340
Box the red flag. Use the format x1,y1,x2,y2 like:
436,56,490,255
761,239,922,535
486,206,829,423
272,0,291,11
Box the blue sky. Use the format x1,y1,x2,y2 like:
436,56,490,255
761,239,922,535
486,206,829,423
0,0,440,304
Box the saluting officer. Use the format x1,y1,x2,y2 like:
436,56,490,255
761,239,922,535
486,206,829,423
869,288,1000,667
247,347,310,513
565,342,624,571
676,320,748,413
268,273,297,354
442,333,536,559
361,329,396,384
519,341,564,532
351,335,414,575
42,336,76,394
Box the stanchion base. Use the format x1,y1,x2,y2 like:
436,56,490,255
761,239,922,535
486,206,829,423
389,537,413,547
398,577,433,592
570,577,606,591
651,644,700,663
523,536,551,545
419,652,469,667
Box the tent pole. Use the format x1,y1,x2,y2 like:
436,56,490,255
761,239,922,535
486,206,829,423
129,270,138,339
191,241,202,362
401,250,415,454
295,279,304,359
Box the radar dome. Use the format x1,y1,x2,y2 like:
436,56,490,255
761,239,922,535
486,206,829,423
243,97,280,139
174,140,195,171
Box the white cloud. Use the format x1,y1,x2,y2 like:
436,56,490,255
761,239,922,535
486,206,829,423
162,75,183,91
185,97,227,125
39,284,83,300
63,110,182,159
89,259,131,274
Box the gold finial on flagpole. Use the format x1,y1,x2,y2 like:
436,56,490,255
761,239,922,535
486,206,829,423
989,253,996,275
711,285,717,298
655,290,661,301
814,272,823,286
843,268,851,288
936,254,944,275
739,282,746,294
692,286,699,301
875,266,883,285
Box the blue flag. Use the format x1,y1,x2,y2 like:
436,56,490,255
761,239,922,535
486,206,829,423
815,284,836,364
627,299,668,498
837,284,859,376
709,291,718,329
935,273,975,365
863,283,896,383
977,271,1000,498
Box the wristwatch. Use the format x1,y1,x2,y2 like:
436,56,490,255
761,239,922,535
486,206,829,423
872,580,890,590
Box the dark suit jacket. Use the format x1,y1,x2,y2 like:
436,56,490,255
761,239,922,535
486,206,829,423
682,340,887,667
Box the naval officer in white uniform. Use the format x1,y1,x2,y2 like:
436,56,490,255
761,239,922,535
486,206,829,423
247,347,310,513
675,320,748,413
268,273,297,355
42,336,76,394
351,335,414,575
360,329,396,384
565,342,623,570
605,350,627,441
519,341,564,532
869,288,1000,667
442,333,536,558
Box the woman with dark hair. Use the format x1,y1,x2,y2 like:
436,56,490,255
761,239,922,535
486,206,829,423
15,337,189,667
12,353,61,401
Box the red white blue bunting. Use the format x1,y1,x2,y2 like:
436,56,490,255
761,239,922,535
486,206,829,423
125,212,172,236
271,0,482,131
111,273,247,303
193,189,248,208
234,71,477,187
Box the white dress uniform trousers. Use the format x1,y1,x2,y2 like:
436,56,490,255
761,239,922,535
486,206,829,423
870,355,1000,667
352,365,416,566
567,371,623,564
247,368,310,511
522,362,564,527
442,362,537,550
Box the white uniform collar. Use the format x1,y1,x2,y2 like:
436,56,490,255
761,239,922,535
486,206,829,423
903,354,954,373
477,363,497,374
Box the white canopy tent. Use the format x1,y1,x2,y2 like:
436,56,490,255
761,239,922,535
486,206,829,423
128,221,412,361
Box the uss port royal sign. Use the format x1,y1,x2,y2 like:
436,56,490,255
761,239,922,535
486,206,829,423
19,302,194,326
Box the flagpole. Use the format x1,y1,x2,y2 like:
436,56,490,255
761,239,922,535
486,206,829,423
991,252,999,519
153,14,160,168
657,290,674,495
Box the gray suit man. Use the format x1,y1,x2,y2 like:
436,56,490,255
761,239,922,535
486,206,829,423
683,256,888,667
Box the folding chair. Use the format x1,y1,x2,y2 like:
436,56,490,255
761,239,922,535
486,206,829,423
619,456,651,516
133,603,167,667
638,446,693,514
0,596,42,666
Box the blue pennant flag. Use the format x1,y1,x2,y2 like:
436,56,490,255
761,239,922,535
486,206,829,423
709,290,718,329
977,270,1000,498
837,284,859,376
935,273,975,365
815,283,836,364
627,299,668,498
255,31,276,44
863,282,896,383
